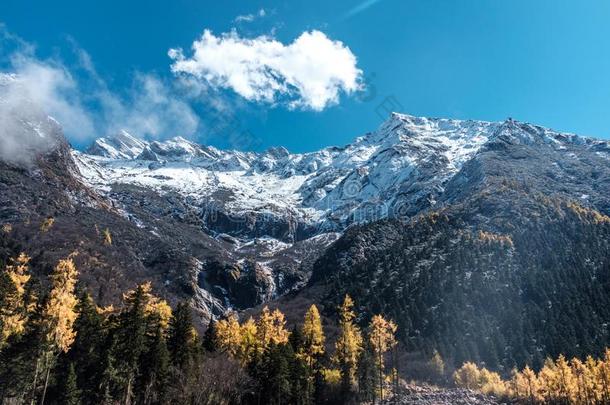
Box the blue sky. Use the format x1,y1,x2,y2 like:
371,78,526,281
1,0,610,152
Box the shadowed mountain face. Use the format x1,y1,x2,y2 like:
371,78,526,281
309,120,610,370
1,97,610,352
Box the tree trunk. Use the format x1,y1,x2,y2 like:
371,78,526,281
378,350,383,401
378,335,384,402
40,352,52,405
29,357,41,405
123,377,132,405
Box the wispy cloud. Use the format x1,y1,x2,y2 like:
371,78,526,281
342,0,384,20
168,29,363,111
0,27,203,148
234,9,266,23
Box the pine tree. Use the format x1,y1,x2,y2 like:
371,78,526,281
114,283,150,405
357,341,377,403
137,315,170,405
0,299,45,402
57,362,81,405
202,319,219,353
368,314,397,400
65,292,106,400
167,302,198,369
333,295,363,395
258,343,293,405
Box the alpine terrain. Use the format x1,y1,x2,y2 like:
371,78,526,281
2,71,610,402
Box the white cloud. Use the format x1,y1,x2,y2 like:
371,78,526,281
0,30,202,149
0,73,67,164
168,29,363,111
109,73,200,139
234,8,266,23
7,53,96,142
342,0,384,20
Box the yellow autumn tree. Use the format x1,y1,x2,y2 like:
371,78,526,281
103,228,112,246
40,217,55,233
538,357,560,402
239,317,258,364
368,314,397,400
216,313,242,358
37,256,79,404
461,350,610,404
299,304,325,400
0,253,33,347
256,306,289,351
510,365,541,403
334,295,363,392
300,304,325,367
454,362,482,390
583,355,601,404
478,368,507,397
555,354,577,403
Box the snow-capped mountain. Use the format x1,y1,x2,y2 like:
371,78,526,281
2,95,609,324
73,114,499,241
74,113,609,244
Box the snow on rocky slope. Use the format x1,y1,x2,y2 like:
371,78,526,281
73,113,509,244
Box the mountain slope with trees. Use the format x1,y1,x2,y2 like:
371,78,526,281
310,122,610,372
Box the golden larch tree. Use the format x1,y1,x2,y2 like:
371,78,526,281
239,317,258,364
37,256,79,404
0,253,33,347
333,295,363,391
369,314,397,400
453,362,481,390
216,313,243,358
256,306,289,350
300,304,325,365
300,304,325,400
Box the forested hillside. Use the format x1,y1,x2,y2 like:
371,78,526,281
312,191,610,371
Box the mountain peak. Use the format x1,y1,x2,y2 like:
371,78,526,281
86,130,148,159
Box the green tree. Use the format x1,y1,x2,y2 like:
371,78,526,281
137,317,170,405
114,284,150,405
65,292,106,400
167,302,198,369
259,343,293,405
57,362,81,405
202,319,219,353
357,341,377,403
